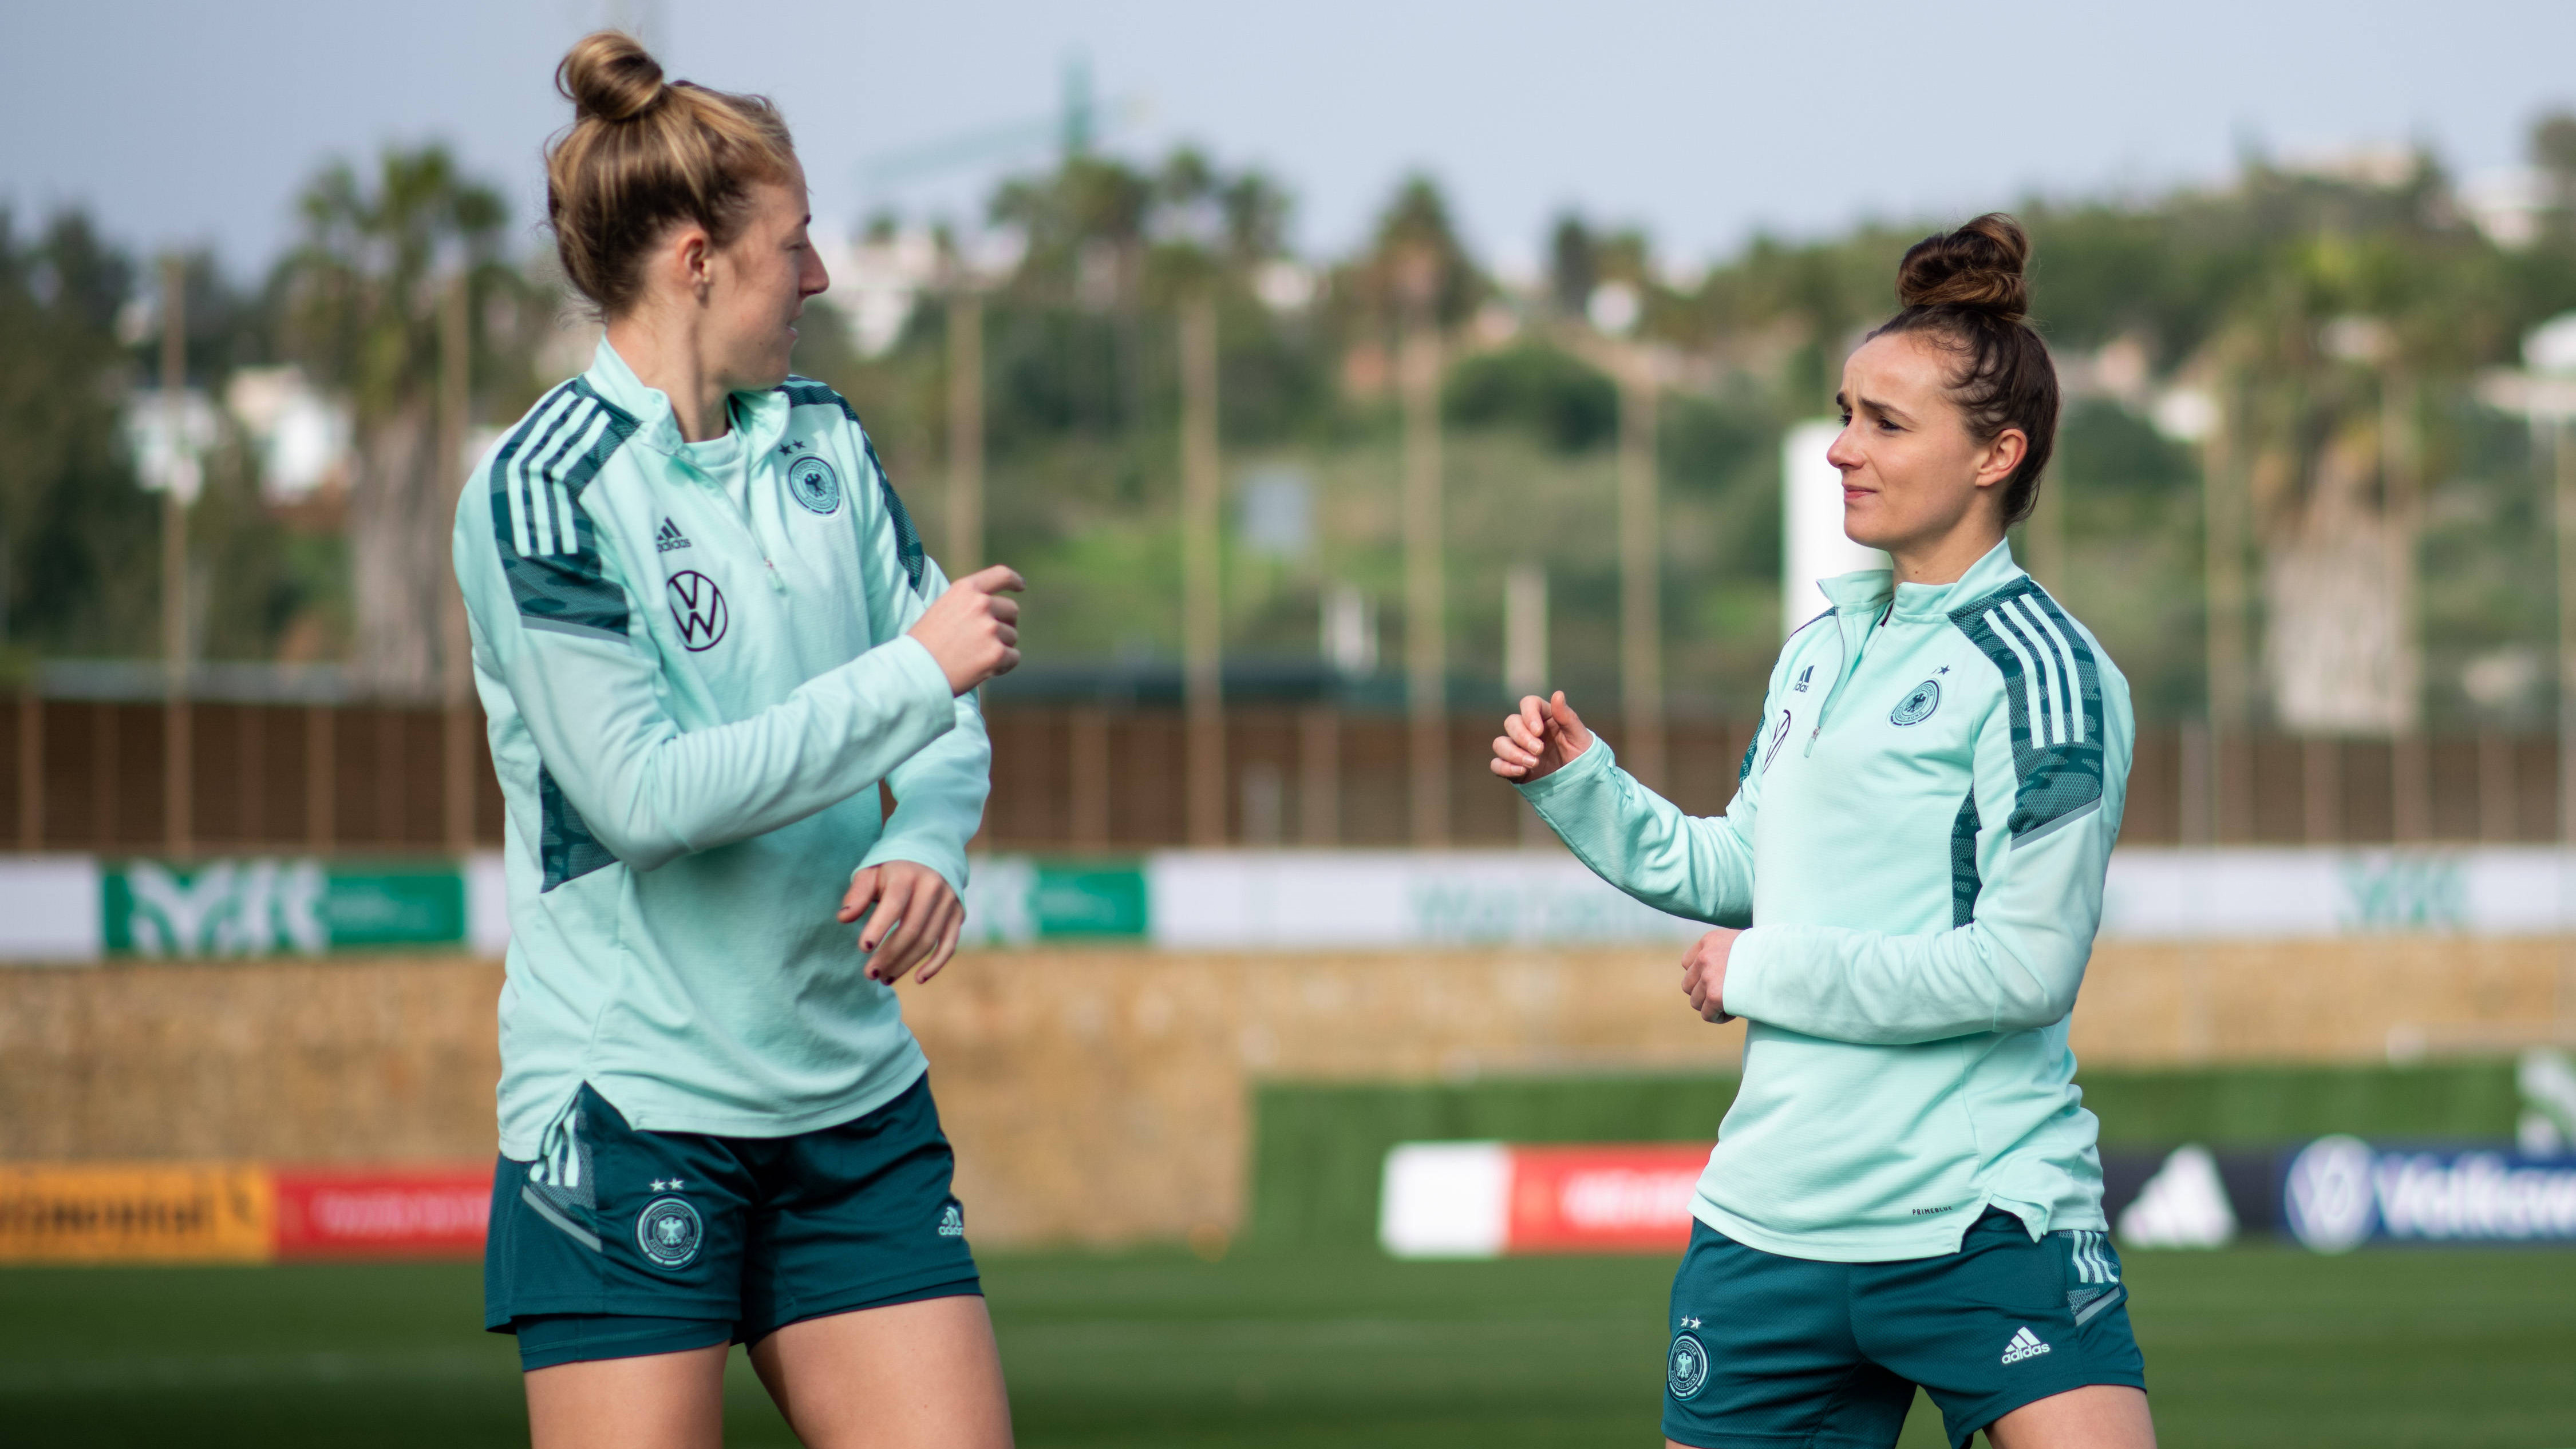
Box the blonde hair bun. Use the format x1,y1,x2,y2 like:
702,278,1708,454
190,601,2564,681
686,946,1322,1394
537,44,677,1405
557,30,666,125
543,30,796,315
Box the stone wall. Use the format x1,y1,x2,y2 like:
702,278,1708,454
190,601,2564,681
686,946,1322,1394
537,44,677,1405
2,939,2568,1246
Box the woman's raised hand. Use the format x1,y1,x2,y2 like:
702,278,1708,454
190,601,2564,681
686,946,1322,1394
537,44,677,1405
1490,690,1594,783
907,565,1025,695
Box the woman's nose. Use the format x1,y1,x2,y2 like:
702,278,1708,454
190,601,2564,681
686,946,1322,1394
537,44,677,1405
1824,426,1862,473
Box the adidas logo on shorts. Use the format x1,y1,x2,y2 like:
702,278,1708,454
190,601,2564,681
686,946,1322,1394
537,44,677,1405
2000,1327,2052,1365
937,1203,964,1238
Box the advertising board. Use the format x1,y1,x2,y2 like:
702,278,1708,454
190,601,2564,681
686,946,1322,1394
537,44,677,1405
1380,1142,1705,1258
17,846,2576,960
2283,1136,2576,1252
0,1162,492,1265
1382,1134,2576,1260
270,1165,493,1260
0,1163,274,1264
104,859,467,956
1506,1145,1706,1254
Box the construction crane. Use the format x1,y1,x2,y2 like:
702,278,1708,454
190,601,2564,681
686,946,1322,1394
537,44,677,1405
854,56,1139,211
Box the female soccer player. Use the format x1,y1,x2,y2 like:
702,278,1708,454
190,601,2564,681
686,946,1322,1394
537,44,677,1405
454,33,1020,1448
1492,216,2152,1449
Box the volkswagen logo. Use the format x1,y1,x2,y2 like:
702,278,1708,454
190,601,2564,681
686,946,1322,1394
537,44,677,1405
666,570,728,651
2285,1135,2379,1254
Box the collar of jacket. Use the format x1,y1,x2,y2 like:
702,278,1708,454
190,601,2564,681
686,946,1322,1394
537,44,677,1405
584,335,793,464
1814,536,2025,624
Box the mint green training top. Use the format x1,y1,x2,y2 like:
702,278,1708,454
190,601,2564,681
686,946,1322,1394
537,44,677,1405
453,339,986,1162
1518,540,2133,1261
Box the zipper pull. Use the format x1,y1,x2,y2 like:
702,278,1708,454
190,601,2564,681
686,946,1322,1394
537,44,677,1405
762,556,787,594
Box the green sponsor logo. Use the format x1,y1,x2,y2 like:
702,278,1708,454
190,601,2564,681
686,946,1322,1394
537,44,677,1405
1030,863,1148,937
2337,853,2468,933
104,860,466,957
963,858,1148,943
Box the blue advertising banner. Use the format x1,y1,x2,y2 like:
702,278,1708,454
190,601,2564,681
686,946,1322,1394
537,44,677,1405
2283,1135,2576,1253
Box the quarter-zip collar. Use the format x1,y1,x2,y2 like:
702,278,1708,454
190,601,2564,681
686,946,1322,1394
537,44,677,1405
584,336,793,464
1812,537,2025,625
1797,539,2024,758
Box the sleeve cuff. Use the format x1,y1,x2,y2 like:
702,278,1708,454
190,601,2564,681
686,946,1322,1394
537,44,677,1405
1720,925,1781,1020
880,634,957,713
1513,735,1617,803
856,845,969,898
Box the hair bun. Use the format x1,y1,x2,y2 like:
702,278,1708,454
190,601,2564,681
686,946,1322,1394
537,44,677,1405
558,30,665,124
1895,213,2029,320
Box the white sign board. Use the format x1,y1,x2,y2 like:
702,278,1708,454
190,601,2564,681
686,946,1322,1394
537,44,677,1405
1148,850,1709,949
0,855,102,964
2099,848,2576,939
1780,418,1890,636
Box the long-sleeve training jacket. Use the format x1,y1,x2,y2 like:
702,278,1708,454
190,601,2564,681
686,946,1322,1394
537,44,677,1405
1518,540,2134,1261
454,339,986,1161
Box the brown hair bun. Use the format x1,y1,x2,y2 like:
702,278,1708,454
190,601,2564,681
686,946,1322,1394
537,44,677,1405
1894,213,2029,321
1868,212,2057,526
557,30,666,125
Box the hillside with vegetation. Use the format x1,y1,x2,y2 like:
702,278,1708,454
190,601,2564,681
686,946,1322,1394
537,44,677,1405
14,118,2576,727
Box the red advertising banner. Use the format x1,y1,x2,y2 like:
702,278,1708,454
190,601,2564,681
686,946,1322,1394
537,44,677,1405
271,1164,493,1260
1504,1144,1706,1254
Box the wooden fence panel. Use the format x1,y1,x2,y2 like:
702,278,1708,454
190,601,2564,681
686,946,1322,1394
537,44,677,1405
2343,739,2395,844
2122,728,2180,845
7,694,2574,855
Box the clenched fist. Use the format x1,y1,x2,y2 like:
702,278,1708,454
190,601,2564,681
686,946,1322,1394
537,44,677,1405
908,565,1025,695
1490,691,1595,783
1682,928,1739,1024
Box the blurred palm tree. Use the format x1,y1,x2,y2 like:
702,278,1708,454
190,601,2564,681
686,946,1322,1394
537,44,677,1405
1345,175,1481,332
2194,157,2514,733
0,211,153,666
277,145,527,699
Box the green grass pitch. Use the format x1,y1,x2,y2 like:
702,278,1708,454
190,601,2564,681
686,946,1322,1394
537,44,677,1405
1,1246,2569,1447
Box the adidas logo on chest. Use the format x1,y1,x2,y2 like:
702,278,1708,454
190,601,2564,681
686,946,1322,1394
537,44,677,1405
656,518,691,553
2000,1326,2052,1365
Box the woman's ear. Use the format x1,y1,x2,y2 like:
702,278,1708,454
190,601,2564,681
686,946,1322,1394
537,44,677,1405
1973,427,2028,490
674,226,714,302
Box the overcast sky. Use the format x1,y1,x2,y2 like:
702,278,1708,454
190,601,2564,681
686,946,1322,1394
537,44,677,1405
7,0,2576,280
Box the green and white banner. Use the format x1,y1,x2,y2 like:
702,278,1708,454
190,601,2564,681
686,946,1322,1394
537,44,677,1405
11,847,2576,962
962,858,1151,944
0,854,506,964
102,859,469,957
984,848,2576,949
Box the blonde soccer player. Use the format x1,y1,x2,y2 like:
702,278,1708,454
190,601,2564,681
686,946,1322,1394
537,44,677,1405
457,33,1018,1448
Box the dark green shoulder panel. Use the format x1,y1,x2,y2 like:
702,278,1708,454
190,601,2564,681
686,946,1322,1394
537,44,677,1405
485,379,641,641
776,375,862,423
537,762,617,892
1946,580,2105,844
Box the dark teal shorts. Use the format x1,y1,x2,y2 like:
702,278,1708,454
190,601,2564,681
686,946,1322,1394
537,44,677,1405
483,1073,981,1372
1662,1210,2144,1449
